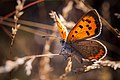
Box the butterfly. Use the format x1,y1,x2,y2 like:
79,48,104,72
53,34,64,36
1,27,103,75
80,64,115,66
51,9,107,62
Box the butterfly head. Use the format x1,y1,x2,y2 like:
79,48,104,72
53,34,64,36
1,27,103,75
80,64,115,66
60,39,66,46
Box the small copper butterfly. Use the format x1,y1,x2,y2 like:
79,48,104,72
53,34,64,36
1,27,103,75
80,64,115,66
51,9,107,62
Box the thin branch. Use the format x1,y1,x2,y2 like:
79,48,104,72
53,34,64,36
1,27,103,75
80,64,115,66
62,1,73,18
5,18,53,31
11,0,25,46
114,13,120,19
39,19,58,80
59,57,72,80
85,60,120,72
0,25,11,37
1,21,51,37
0,0,44,23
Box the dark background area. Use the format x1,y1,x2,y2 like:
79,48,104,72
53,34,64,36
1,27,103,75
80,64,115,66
0,0,120,80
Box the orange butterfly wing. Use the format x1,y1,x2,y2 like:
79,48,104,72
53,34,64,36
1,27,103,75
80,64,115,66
67,9,102,41
53,12,68,40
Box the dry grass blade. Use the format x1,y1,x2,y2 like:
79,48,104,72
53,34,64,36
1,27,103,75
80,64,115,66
0,53,59,74
85,60,120,72
5,18,53,31
114,13,120,19
0,0,44,23
39,22,58,80
2,21,51,37
11,0,25,46
59,57,72,80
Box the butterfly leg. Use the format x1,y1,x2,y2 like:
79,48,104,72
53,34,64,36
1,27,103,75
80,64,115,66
59,47,69,60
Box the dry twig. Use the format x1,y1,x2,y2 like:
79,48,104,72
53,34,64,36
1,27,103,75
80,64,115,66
59,57,72,80
85,60,120,72
39,14,58,80
0,54,59,75
0,0,44,23
62,1,73,18
114,13,120,19
11,0,25,46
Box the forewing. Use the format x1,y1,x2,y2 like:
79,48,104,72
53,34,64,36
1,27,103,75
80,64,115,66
67,9,102,41
51,11,68,40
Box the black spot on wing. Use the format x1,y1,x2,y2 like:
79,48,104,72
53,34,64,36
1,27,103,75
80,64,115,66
75,31,78,33
72,35,74,37
82,18,85,22
86,25,89,27
79,25,83,29
88,27,92,30
86,25,92,30
85,19,91,23
86,31,90,36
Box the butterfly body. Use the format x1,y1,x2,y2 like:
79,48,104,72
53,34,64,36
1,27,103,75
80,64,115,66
52,9,107,61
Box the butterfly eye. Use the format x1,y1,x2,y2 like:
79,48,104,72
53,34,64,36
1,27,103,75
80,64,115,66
60,40,65,45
